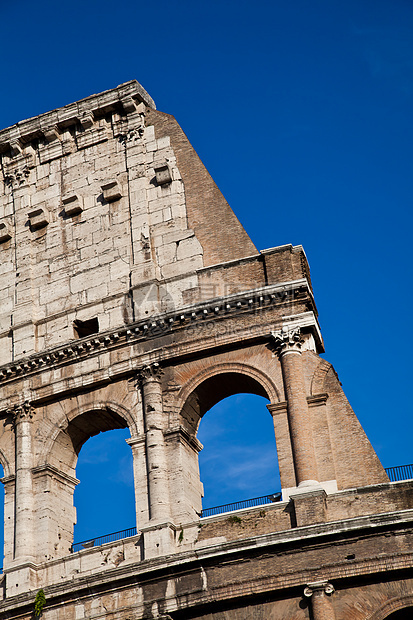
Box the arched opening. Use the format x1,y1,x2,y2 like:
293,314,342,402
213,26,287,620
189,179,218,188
198,393,280,510
74,428,135,544
383,609,413,619
181,372,269,432
180,370,280,514
45,405,137,556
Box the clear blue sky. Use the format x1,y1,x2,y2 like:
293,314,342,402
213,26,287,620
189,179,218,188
0,0,412,544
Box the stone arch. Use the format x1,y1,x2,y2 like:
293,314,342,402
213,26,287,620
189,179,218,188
310,358,332,395
177,362,281,434
366,597,413,620
0,448,11,479
43,401,138,476
33,400,140,561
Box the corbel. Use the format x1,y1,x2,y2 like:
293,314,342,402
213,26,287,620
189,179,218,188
0,220,12,244
62,193,83,216
79,112,94,129
122,96,138,114
28,207,49,231
101,180,122,203
42,125,61,143
10,140,22,157
153,160,172,186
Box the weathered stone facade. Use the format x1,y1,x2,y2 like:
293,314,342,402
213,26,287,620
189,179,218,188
0,81,411,619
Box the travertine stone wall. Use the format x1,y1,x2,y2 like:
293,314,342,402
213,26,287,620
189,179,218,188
0,82,405,616
0,81,254,366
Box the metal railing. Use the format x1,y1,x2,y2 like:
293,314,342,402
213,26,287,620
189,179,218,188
68,468,413,554
70,494,282,553
385,464,413,482
200,492,282,518
71,526,137,553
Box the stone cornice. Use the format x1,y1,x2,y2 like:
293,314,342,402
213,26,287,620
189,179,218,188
1,508,412,614
267,401,288,414
31,464,80,487
307,393,329,407
0,280,315,385
0,80,155,155
164,425,203,452
268,395,329,415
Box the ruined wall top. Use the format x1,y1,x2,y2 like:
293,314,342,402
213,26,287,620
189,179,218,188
0,81,313,365
0,80,156,150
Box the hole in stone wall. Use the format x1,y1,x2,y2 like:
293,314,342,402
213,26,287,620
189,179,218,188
73,428,135,543
73,317,99,339
197,393,280,510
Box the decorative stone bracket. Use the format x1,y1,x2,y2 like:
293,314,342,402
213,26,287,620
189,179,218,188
154,161,172,186
79,112,94,129
28,207,49,231
101,180,122,203
42,125,61,143
0,220,12,244
62,193,83,216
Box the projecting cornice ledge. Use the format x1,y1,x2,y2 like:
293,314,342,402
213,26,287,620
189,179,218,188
0,80,155,154
0,280,318,385
0,508,411,616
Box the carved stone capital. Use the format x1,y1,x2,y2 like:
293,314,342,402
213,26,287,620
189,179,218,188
271,326,304,355
137,363,164,386
304,581,335,597
8,401,35,426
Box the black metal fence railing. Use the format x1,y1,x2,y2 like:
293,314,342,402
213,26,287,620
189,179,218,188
200,492,282,518
67,468,413,554
71,526,137,553
385,464,413,482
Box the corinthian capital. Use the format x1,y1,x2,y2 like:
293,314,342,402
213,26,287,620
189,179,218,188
271,327,304,355
304,581,335,597
137,363,164,386
8,401,35,426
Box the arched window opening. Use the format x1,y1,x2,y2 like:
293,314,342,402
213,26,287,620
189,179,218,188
384,609,413,620
197,393,280,510
74,428,135,544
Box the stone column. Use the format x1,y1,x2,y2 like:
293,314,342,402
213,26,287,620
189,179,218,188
304,581,335,620
272,327,318,487
137,364,171,524
10,402,36,562
126,436,149,528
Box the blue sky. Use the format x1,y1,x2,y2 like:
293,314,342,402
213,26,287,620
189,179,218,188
0,0,412,544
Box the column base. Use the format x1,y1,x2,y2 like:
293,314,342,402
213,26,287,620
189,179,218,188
4,560,38,596
282,479,337,501
141,522,177,559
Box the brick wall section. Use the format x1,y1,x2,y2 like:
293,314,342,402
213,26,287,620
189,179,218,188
293,489,328,527
263,244,313,290
322,365,389,488
300,351,388,488
326,481,413,520
280,349,318,484
194,483,412,543
146,108,259,266
197,503,294,543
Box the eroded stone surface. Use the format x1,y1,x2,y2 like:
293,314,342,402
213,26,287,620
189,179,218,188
0,81,410,619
